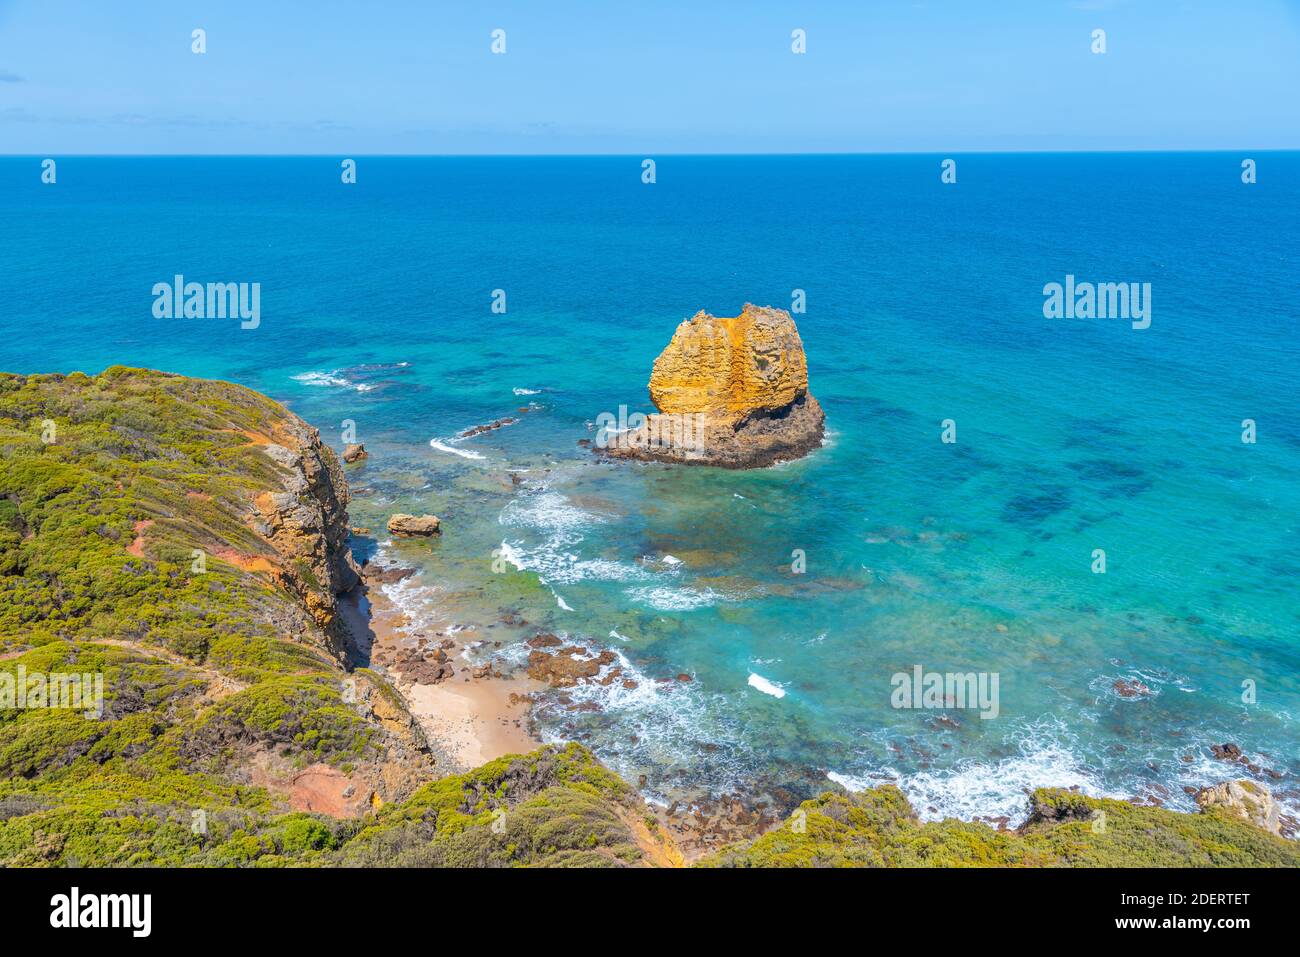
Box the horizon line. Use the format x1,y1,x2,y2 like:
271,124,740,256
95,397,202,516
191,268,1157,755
5,148,1298,159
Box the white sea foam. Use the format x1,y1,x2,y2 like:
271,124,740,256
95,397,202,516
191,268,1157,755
1089,663,1196,703
553,590,574,611
527,641,753,799
504,542,647,587
899,747,1111,825
626,585,720,611
496,539,526,571
429,438,485,460
609,629,629,642
661,555,683,566
501,490,605,536
828,770,881,792
558,558,647,584
499,491,648,586
292,370,352,389
513,387,542,395
291,369,380,393
368,551,447,636
747,672,787,699
831,719,1120,826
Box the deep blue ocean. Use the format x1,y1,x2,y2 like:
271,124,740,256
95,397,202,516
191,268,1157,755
4,154,1298,823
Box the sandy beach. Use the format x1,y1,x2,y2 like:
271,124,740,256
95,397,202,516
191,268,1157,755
340,565,543,772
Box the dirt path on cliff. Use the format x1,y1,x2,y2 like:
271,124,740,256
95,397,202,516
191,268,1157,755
81,637,251,697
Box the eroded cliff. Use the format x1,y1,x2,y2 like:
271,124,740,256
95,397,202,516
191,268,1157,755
0,367,431,863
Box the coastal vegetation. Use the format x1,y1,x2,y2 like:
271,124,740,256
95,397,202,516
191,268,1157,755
703,784,1300,868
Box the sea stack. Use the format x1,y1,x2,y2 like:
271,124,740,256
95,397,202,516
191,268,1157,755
603,304,825,468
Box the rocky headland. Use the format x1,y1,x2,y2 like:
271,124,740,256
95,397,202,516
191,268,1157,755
1,367,1295,867
602,303,826,469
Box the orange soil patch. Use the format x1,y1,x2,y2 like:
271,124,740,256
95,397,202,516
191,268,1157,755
290,764,369,819
624,809,685,868
126,519,154,557
214,547,277,574
185,491,213,501
220,428,276,446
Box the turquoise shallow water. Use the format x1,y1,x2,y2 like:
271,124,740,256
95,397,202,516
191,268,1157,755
3,154,1298,822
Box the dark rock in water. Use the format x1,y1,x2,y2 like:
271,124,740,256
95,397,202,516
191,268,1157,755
364,564,416,584
459,417,518,438
600,304,825,469
526,647,616,688
1002,485,1072,526
1113,678,1152,698
1067,458,1145,481
1211,742,1244,761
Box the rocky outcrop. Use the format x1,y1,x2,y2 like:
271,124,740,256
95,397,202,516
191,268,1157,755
1211,742,1243,760
527,646,618,688
523,632,623,688
0,367,441,866
389,642,459,685
342,443,367,463
253,427,362,661
387,513,441,536
602,304,825,469
1195,780,1282,835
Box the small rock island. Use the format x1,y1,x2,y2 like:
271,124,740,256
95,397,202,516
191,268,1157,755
604,303,825,469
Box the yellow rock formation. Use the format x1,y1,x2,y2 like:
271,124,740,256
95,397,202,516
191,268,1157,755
602,303,824,469
648,304,810,425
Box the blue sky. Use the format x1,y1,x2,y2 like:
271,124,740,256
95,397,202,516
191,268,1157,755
2,0,1298,153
